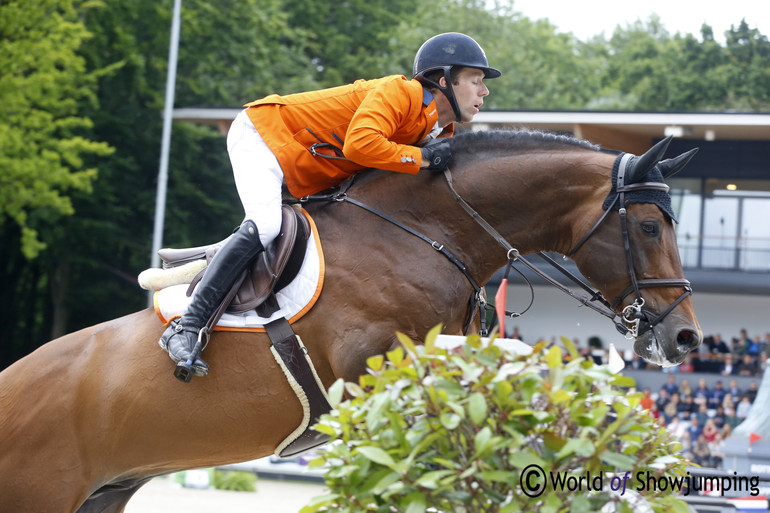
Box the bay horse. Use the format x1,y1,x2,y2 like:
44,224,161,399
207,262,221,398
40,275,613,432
0,130,701,512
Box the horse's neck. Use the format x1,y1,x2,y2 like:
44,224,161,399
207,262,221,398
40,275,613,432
349,149,611,286
434,150,612,283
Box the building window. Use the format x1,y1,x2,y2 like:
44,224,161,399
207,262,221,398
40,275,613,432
670,178,770,272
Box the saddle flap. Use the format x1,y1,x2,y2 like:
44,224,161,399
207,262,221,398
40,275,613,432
227,206,310,313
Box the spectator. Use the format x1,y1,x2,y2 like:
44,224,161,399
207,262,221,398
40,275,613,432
628,353,647,370
656,387,670,411
640,388,654,410
678,394,695,420
713,405,726,429
668,416,687,440
709,380,727,408
720,354,738,376
710,333,730,354
746,381,759,403
738,329,759,356
687,416,703,441
728,379,742,399
695,403,710,425
649,402,661,420
724,407,742,429
759,352,768,374
736,395,752,420
760,333,770,355
663,395,679,423
693,434,712,466
679,379,693,399
693,378,711,406
736,354,759,377
663,375,679,396
678,356,695,373
702,418,719,443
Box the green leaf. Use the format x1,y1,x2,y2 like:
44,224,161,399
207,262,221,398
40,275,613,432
404,492,427,513
546,345,563,368
424,324,442,353
557,438,595,459
413,469,456,489
356,446,396,468
367,354,384,371
601,451,635,469
327,378,345,408
440,412,462,430
467,392,488,425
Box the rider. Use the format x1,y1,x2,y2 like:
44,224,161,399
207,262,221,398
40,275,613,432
159,32,501,380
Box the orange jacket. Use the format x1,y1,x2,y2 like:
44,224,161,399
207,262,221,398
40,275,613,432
244,75,452,198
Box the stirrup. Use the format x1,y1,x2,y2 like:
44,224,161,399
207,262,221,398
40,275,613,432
174,328,210,383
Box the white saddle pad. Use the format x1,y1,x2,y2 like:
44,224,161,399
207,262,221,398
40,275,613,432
154,214,324,330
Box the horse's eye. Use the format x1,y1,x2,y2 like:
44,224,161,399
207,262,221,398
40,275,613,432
641,222,658,235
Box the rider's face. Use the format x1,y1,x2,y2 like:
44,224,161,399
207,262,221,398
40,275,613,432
450,67,489,123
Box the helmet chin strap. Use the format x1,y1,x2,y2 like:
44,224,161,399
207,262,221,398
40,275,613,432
419,68,462,123
440,68,462,122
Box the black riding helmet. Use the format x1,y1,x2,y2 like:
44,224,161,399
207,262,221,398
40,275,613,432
413,32,501,122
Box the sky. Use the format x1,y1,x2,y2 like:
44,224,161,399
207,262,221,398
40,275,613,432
511,0,769,42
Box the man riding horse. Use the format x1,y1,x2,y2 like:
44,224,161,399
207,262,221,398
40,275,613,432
158,32,502,380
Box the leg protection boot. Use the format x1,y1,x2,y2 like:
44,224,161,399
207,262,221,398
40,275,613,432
159,220,264,381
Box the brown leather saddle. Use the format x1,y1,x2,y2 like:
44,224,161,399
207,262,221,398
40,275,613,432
158,205,330,456
158,204,311,321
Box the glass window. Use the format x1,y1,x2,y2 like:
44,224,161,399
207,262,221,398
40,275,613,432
741,198,770,271
669,178,702,269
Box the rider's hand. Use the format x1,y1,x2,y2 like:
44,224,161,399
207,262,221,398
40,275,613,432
420,139,452,173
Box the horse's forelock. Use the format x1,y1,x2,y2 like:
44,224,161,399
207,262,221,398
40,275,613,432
450,129,600,155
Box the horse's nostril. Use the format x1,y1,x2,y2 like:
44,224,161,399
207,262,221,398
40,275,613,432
677,329,700,351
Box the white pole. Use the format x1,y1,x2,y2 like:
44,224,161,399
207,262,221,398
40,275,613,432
149,0,182,306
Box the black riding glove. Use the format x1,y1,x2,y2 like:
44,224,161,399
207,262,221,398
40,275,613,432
420,139,452,173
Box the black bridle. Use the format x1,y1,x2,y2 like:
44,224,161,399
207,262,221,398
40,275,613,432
561,152,693,338
449,151,692,339
295,152,692,339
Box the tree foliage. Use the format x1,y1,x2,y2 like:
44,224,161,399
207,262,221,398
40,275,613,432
306,329,688,513
1,0,768,368
0,0,112,259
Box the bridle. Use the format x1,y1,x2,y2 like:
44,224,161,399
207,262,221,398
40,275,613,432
295,151,692,339
442,151,692,339
564,153,692,338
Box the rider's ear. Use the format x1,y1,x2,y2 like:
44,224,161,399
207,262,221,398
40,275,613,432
658,148,699,179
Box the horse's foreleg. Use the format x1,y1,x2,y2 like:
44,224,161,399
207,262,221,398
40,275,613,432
75,478,153,513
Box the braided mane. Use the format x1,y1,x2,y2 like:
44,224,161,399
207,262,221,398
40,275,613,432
450,129,600,155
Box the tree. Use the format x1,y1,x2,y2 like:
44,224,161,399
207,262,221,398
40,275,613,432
0,0,113,365
0,0,112,259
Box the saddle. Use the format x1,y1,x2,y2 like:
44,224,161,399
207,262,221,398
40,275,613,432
158,205,311,320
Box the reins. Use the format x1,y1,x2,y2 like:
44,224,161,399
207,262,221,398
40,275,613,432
293,150,692,340
291,180,489,335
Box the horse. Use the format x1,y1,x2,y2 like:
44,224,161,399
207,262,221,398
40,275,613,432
0,130,702,512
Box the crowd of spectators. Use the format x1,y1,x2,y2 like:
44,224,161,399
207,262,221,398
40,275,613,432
626,329,770,377
637,374,758,469
510,326,768,470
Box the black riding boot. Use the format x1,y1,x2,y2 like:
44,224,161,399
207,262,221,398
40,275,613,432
159,220,263,382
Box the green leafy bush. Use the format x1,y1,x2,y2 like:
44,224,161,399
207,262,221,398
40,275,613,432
211,469,257,492
303,326,689,513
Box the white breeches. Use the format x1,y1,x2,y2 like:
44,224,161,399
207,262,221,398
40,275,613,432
227,109,284,247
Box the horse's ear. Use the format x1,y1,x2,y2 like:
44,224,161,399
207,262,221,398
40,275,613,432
658,148,699,179
626,135,673,183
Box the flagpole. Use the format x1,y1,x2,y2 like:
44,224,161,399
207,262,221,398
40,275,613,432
148,0,182,306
